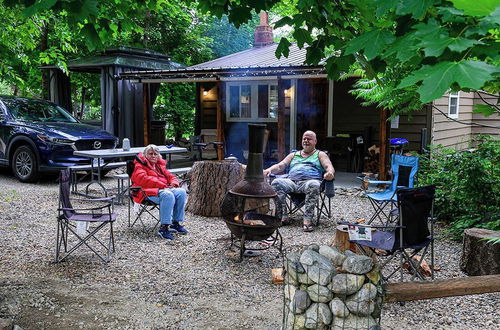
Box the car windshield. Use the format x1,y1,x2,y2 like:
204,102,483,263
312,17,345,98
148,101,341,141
4,98,78,123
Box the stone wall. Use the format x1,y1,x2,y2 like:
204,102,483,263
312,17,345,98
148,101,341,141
283,245,383,329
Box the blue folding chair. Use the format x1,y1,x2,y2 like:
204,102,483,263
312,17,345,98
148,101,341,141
366,154,419,224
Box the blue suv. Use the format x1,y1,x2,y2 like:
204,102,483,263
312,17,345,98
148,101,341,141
0,96,118,182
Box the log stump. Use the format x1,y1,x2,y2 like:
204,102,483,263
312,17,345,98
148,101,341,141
186,160,244,217
460,228,500,276
331,225,356,252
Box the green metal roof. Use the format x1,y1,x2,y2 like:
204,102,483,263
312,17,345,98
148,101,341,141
41,46,184,73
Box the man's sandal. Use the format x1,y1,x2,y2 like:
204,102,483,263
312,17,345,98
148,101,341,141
303,223,314,232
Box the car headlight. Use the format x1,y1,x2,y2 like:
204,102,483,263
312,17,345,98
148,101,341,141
37,135,75,145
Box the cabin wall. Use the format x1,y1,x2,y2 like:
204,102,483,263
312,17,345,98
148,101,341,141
432,92,475,150
471,92,500,139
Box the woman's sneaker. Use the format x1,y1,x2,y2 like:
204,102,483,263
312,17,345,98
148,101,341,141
157,226,174,240
169,222,188,235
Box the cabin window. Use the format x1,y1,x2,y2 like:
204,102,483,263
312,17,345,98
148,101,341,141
226,81,279,122
448,92,460,118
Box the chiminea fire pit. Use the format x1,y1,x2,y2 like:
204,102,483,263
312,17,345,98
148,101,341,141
221,124,282,260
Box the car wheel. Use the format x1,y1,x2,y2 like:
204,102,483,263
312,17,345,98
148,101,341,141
12,145,39,182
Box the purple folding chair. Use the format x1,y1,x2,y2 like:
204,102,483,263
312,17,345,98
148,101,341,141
55,169,117,263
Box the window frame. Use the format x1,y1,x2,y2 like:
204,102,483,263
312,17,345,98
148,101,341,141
225,81,279,122
448,92,460,118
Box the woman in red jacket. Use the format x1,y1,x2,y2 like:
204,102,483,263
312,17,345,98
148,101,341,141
131,144,187,240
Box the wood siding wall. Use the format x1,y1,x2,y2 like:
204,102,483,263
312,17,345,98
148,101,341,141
471,92,500,138
432,92,475,150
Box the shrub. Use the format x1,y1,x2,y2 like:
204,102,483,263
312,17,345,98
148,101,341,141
418,135,500,239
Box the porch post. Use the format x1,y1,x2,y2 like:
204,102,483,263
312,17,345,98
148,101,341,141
143,83,150,146
216,80,224,160
277,77,285,160
379,107,389,180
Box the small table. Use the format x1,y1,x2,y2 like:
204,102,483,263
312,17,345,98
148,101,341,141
73,146,187,191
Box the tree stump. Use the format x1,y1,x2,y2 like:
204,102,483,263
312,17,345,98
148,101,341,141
186,160,244,217
331,225,356,252
460,228,500,276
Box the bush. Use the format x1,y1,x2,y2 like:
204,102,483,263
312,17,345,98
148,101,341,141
418,135,500,239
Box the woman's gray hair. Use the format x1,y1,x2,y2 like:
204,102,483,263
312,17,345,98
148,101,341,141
143,144,160,156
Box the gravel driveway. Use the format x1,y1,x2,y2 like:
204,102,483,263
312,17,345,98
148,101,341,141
0,168,498,329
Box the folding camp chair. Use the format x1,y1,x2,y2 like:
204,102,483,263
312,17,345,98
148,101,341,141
366,154,419,224
55,169,117,263
284,179,335,226
126,160,161,231
348,185,436,282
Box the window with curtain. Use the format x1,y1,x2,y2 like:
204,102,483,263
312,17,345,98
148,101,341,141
226,81,279,122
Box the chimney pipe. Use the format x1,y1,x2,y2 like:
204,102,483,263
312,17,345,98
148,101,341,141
229,124,276,197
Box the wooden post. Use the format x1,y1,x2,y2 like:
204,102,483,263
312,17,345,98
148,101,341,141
216,80,224,160
277,78,285,160
378,108,388,180
143,83,150,146
384,274,500,303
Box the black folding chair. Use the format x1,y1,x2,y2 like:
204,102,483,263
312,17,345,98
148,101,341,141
348,185,436,282
55,169,117,263
126,160,161,231
284,179,335,226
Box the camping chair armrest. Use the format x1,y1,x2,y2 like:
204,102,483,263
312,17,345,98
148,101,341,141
70,196,115,203
337,221,403,229
130,186,150,200
59,204,113,212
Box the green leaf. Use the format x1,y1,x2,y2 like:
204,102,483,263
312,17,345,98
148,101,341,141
396,0,437,19
448,38,482,52
450,0,499,16
70,0,99,21
293,28,313,48
305,46,323,65
345,29,395,60
419,35,450,57
454,60,499,90
383,33,419,62
374,0,398,17
276,37,292,58
414,19,443,40
274,16,293,29
473,104,498,116
325,55,355,79
398,60,500,102
81,24,101,51
23,0,57,17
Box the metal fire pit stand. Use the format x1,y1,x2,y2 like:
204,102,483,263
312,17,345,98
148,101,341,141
228,228,283,261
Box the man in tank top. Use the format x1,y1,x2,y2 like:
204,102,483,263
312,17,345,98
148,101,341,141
263,131,335,232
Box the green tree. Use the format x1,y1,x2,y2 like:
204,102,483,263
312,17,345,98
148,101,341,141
197,0,500,116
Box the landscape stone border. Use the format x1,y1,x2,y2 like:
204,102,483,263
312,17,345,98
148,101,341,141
283,245,383,329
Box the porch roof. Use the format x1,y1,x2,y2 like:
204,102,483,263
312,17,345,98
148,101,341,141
117,43,326,83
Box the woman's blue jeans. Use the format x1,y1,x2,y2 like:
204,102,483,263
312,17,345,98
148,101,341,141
147,188,187,225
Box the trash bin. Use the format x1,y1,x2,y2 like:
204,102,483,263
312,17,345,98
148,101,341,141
150,120,166,145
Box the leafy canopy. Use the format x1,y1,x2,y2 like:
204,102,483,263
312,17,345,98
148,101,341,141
197,0,500,116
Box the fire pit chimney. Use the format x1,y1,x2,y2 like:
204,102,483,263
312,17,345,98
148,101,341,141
229,124,276,198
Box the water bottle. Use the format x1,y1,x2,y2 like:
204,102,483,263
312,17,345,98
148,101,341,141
122,138,131,151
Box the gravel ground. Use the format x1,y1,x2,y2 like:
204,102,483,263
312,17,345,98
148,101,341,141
0,168,498,329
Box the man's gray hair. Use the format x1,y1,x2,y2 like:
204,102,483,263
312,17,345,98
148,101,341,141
143,144,160,156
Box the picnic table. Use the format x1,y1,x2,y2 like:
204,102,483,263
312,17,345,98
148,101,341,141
72,145,187,194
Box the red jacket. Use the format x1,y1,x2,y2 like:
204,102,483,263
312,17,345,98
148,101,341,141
131,152,179,203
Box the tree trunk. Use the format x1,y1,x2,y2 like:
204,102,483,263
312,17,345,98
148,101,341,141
460,228,500,276
186,160,244,216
